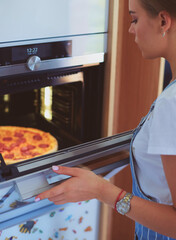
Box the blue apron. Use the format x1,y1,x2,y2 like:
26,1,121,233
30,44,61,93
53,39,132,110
130,80,176,240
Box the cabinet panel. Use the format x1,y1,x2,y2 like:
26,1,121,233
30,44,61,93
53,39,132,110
103,0,161,239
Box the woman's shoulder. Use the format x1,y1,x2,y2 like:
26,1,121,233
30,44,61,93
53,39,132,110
157,82,176,103
152,83,176,117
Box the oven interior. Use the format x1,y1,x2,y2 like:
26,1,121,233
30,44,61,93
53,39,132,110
0,64,105,152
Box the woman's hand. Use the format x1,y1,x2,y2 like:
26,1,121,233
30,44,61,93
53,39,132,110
35,165,112,205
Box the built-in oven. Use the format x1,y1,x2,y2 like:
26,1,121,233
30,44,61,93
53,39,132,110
0,0,132,230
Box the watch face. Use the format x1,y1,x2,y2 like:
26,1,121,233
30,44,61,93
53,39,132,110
116,201,130,215
116,193,133,215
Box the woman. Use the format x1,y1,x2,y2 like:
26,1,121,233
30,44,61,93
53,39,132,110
36,0,176,239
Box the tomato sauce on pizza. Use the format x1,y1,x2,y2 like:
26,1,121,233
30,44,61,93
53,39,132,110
0,126,58,164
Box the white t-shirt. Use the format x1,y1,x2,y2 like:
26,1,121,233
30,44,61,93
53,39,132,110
133,81,176,205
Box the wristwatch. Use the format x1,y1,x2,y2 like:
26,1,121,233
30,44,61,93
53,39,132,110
116,192,133,215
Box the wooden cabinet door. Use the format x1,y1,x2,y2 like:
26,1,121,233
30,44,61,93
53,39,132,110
101,0,163,239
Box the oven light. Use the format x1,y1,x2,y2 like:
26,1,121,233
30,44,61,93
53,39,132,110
44,87,52,107
3,94,10,113
3,94,9,102
44,109,52,120
40,87,52,120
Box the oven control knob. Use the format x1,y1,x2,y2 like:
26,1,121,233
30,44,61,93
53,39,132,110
27,56,41,71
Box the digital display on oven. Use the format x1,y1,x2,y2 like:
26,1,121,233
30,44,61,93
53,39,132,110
12,41,72,63
0,41,72,66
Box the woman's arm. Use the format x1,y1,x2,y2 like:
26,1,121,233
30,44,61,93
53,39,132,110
36,157,176,238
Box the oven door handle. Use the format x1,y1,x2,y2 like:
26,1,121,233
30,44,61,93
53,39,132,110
15,171,71,201
44,155,130,185
15,157,129,201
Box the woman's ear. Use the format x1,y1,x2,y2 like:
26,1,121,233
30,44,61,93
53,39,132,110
159,11,172,33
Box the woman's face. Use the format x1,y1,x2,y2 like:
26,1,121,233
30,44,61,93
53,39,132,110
128,0,165,59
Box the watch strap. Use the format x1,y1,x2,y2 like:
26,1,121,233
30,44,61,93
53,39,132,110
123,193,133,203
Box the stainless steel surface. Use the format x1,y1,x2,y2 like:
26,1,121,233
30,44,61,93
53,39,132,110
0,0,108,77
0,0,109,46
0,0,111,230
0,53,104,77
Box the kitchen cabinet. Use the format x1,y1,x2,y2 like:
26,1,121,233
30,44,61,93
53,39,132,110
101,0,163,239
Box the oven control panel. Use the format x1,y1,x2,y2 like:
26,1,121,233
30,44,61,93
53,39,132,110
0,40,72,67
0,35,105,78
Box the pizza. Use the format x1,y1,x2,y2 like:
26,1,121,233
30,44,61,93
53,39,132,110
0,126,58,164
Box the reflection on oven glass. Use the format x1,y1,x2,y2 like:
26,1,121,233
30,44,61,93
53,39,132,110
40,86,52,120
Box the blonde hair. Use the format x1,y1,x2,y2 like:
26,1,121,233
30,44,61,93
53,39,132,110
139,0,176,17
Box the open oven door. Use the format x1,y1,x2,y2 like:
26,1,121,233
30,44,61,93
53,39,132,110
0,130,132,230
